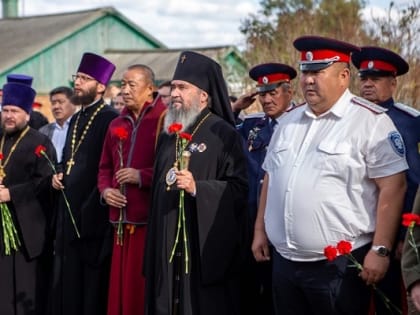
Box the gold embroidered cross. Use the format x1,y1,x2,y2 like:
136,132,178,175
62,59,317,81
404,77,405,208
66,158,75,175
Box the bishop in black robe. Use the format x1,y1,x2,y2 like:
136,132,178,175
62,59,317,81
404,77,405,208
144,107,249,315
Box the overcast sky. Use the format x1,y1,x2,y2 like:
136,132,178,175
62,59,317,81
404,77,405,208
1,0,408,49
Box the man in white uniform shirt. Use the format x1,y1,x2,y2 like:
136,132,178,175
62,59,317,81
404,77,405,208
252,35,408,315
39,86,77,163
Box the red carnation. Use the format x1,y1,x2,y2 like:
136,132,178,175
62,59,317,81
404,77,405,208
168,123,183,134
0,153,3,160
34,145,46,157
113,127,129,141
179,132,192,142
324,245,337,261
402,213,420,227
337,240,352,255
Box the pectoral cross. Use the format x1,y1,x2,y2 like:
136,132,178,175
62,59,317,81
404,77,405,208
66,158,75,175
0,166,5,179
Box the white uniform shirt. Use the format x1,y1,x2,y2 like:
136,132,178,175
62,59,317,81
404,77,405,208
51,118,71,163
262,89,408,261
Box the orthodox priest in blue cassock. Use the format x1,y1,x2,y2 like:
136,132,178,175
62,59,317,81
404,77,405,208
144,51,249,315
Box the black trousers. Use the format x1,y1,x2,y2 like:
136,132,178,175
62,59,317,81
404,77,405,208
272,244,372,315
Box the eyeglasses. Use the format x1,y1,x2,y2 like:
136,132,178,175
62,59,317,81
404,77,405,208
72,74,95,83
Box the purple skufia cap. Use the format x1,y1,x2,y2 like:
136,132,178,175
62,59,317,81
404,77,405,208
77,52,116,85
2,82,36,113
7,73,33,86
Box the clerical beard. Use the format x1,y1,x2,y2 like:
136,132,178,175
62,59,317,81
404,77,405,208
164,99,202,134
71,85,97,106
1,121,28,135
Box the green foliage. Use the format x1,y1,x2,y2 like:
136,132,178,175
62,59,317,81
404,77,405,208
240,0,420,107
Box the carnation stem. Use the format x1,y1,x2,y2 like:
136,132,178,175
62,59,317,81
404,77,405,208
169,191,183,263
1,203,20,255
117,208,123,246
408,223,420,265
41,151,80,238
372,284,402,314
181,190,189,274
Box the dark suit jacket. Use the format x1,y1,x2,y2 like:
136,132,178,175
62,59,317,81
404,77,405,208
38,122,55,139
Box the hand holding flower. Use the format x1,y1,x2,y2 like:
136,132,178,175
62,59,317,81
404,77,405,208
115,168,140,185
359,250,390,286
0,185,11,203
111,126,129,246
324,240,401,314
175,169,196,194
52,173,65,190
167,122,193,274
35,145,80,238
103,187,127,209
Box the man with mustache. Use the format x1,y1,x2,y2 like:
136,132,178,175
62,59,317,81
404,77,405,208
352,46,420,315
144,51,248,315
50,52,119,315
0,79,56,315
236,63,296,315
252,36,408,314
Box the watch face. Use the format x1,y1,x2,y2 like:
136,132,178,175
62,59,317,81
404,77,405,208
375,246,390,257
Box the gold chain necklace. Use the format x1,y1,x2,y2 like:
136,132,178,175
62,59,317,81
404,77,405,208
66,103,105,175
165,112,211,190
0,126,30,179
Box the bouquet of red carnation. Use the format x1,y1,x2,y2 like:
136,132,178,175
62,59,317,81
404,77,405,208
402,213,420,264
112,127,129,246
35,145,80,238
0,199,20,255
0,152,20,255
324,240,401,314
167,122,192,274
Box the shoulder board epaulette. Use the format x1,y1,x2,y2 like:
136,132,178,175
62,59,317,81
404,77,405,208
394,103,420,117
351,96,387,114
243,112,266,120
286,102,305,112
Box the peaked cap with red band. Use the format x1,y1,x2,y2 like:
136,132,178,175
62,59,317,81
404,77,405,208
249,63,297,93
293,35,360,71
351,46,409,77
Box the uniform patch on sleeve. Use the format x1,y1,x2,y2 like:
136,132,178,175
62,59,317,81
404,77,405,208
388,131,405,157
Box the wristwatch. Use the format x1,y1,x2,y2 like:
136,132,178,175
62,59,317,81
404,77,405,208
371,245,391,257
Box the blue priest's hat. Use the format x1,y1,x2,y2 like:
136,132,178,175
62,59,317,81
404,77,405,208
293,35,360,72
351,46,409,77
2,82,36,113
7,74,33,86
249,63,297,93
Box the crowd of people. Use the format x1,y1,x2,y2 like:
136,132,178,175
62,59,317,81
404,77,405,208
0,34,419,315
